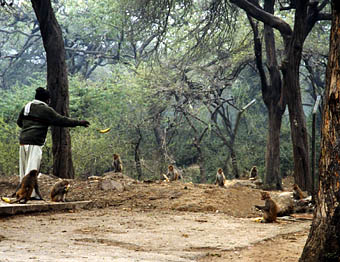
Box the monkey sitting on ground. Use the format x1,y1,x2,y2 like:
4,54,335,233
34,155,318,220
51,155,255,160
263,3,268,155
4,170,43,204
112,153,123,172
254,191,278,223
292,183,306,200
167,165,182,181
249,166,258,180
215,168,226,187
50,180,70,202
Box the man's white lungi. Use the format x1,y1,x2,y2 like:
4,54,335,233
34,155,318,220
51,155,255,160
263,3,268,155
19,145,43,198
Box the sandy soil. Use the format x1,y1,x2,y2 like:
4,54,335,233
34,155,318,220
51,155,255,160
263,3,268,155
0,173,312,261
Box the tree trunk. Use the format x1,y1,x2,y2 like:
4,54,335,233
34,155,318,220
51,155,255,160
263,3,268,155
31,0,74,178
300,2,340,260
262,1,285,190
248,1,285,190
265,105,283,189
280,1,312,192
231,0,327,193
134,127,143,180
230,150,239,179
282,48,311,192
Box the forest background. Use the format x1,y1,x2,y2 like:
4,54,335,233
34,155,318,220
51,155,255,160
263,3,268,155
0,0,329,186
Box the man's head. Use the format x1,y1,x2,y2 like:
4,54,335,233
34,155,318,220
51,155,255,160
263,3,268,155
35,87,50,103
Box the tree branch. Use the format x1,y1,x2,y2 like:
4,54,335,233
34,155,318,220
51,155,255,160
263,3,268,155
230,0,292,37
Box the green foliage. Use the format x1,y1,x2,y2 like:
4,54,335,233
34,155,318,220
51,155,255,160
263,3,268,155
0,75,47,176
0,117,19,176
66,68,159,177
0,0,327,183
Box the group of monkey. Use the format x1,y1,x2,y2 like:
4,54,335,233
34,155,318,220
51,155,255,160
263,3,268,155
1,169,70,204
2,153,124,205
3,156,307,224
214,165,307,223
215,165,258,187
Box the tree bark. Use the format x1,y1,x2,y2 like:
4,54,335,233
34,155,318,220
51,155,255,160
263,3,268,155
280,0,311,192
31,0,74,178
248,2,285,190
300,2,340,260
265,105,283,189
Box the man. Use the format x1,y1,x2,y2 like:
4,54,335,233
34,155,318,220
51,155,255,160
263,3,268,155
16,87,90,199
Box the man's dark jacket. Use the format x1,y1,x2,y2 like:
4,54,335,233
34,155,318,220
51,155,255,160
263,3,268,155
17,102,83,146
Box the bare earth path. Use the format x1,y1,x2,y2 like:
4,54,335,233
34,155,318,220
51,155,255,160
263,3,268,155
0,208,310,262
0,173,311,261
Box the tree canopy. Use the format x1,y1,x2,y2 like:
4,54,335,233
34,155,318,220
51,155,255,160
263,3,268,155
0,0,330,186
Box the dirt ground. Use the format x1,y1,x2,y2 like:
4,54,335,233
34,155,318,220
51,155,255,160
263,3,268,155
0,172,312,261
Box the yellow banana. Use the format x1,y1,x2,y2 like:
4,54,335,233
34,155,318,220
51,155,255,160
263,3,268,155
98,128,111,133
1,197,11,203
253,217,263,223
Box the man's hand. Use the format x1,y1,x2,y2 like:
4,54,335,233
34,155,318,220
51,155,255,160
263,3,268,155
79,120,90,127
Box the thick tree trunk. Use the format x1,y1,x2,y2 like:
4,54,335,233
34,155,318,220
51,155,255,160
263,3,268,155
282,63,311,191
248,1,285,190
282,49,311,192
262,1,285,190
280,1,311,192
300,2,340,260
265,105,283,189
31,0,74,178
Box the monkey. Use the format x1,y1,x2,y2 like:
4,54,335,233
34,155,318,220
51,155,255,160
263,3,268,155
215,168,226,187
249,166,258,180
292,183,306,200
167,165,182,181
6,170,43,204
50,180,70,202
254,191,278,223
112,153,123,172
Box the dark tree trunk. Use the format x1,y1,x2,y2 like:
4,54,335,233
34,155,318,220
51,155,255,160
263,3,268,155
262,1,285,190
248,1,285,190
282,44,311,192
300,2,340,260
230,150,239,179
265,105,283,189
31,0,74,178
281,1,311,191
